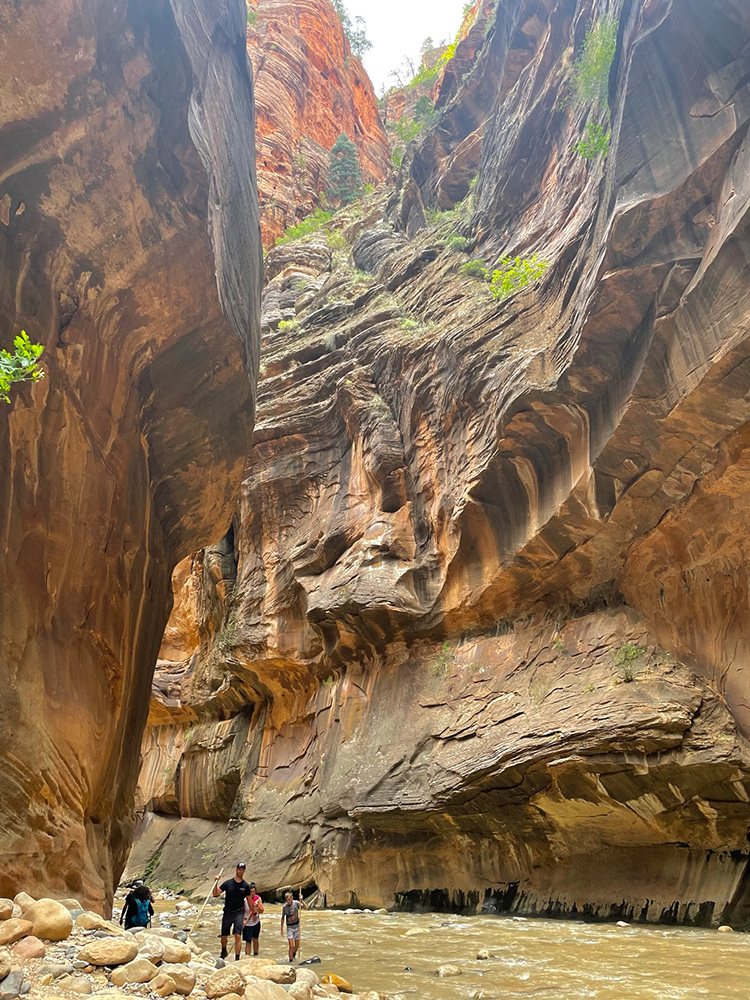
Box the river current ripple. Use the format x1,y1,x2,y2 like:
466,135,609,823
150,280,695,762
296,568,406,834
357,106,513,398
178,902,748,1000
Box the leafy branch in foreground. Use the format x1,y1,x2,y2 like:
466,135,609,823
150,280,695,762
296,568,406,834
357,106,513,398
0,331,44,403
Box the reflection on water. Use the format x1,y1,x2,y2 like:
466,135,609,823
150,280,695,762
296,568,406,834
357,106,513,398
168,901,749,1000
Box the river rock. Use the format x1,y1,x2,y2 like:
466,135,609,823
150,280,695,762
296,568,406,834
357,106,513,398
77,938,139,966
25,899,74,941
0,970,24,1000
12,895,34,915
206,967,246,998
252,966,295,985
12,936,45,959
476,949,495,960
402,928,428,937
295,969,321,987
111,958,159,986
158,964,196,995
436,965,462,977
137,935,166,963
245,981,289,1000
717,925,734,933
56,899,83,912
321,975,352,993
0,951,10,981
616,921,630,928
0,921,32,946
287,983,313,1000
174,902,192,913
75,913,110,932
38,964,75,981
152,974,178,998
161,940,191,964
55,976,93,995
0,905,12,923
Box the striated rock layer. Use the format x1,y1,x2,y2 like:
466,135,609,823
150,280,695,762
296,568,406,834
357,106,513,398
247,0,390,245
131,0,750,925
0,0,261,908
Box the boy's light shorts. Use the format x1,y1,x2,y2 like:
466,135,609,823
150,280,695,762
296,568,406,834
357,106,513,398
286,925,300,941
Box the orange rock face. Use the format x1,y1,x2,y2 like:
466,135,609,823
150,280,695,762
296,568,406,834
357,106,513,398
0,0,260,908
247,0,390,244
131,0,750,927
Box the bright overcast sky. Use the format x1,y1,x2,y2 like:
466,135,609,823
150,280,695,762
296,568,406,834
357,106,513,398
343,0,466,95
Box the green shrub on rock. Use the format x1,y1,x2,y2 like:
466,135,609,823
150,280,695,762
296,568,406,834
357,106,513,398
573,14,618,107
459,259,488,279
490,254,548,301
574,121,610,160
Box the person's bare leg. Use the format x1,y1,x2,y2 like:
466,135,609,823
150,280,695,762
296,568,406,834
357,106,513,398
220,935,228,959
288,937,294,961
253,938,259,956
234,932,242,959
245,941,251,956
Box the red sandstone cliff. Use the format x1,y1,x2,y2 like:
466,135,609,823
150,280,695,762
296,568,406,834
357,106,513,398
247,0,391,244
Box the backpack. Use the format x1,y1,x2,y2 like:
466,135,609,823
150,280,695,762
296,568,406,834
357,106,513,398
133,898,150,927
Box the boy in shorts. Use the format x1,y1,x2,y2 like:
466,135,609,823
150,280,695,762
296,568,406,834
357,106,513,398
280,889,307,963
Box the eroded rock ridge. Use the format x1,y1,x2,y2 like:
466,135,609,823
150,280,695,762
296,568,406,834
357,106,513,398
132,0,750,926
0,0,261,908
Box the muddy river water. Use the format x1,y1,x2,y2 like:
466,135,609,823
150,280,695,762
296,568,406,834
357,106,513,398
159,899,749,1000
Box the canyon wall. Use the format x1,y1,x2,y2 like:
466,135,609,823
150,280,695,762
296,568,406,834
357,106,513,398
0,0,261,908
247,0,390,244
130,0,750,925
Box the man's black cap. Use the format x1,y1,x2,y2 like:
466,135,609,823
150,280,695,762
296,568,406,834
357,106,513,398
236,862,246,869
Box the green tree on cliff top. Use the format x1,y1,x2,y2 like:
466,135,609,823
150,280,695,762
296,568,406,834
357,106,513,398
332,0,372,59
0,331,44,404
327,133,363,206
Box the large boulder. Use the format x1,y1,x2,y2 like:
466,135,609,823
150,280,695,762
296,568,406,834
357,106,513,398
206,967,246,999
158,964,196,996
0,920,32,946
245,979,290,1000
150,973,178,998
287,983,314,1000
252,966,296,985
135,934,166,963
161,939,191,964
110,958,159,986
0,905,12,923
0,950,10,981
24,899,73,941
77,937,138,966
12,895,34,914
75,913,112,933
295,969,321,988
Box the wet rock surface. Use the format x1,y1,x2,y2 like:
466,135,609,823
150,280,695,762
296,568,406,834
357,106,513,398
129,0,750,926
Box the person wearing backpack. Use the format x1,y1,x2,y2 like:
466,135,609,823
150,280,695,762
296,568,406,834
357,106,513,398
120,883,154,929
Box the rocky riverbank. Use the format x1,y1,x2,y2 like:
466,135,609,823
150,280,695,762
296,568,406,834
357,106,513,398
0,893,363,1000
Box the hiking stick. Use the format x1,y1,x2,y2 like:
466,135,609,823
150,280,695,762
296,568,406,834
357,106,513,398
188,869,222,939
298,886,302,958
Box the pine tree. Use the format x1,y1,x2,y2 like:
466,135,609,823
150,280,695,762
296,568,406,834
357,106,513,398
327,133,363,206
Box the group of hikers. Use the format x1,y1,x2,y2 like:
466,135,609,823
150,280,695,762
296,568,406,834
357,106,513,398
213,863,306,963
119,864,306,964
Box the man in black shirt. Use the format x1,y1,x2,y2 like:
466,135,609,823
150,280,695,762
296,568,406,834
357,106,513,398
212,863,252,960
